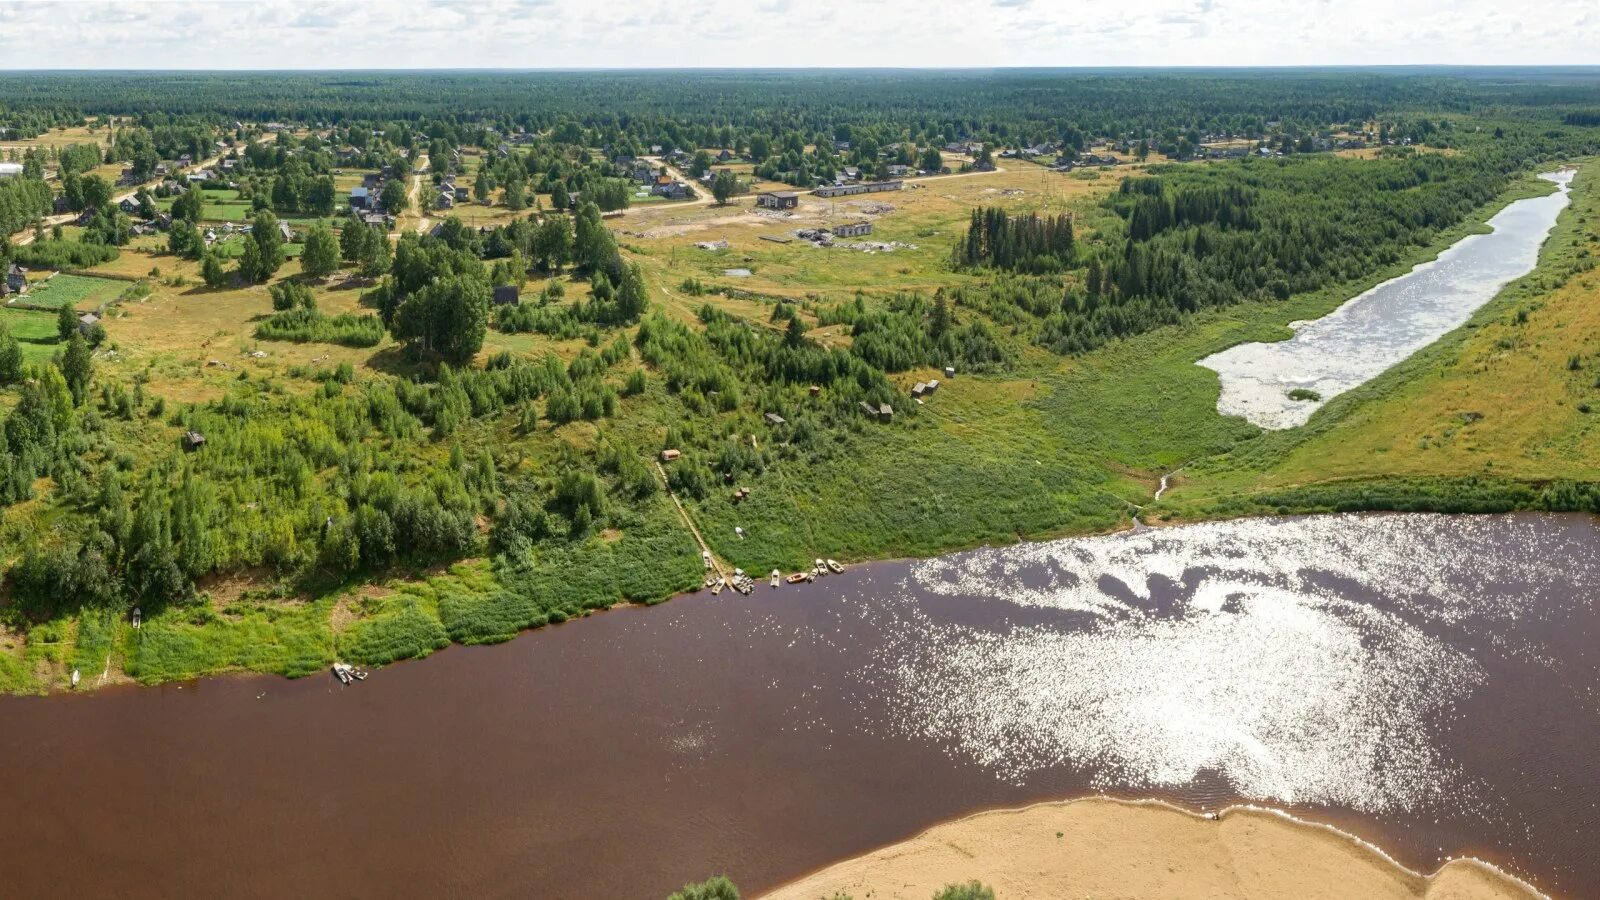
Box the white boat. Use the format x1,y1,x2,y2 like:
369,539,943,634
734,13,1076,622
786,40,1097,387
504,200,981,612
825,559,843,574
814,558,826,575
332,662,354,685
770,569,781,588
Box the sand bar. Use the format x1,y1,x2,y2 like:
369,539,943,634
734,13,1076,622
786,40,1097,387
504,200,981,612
760,797,1543,900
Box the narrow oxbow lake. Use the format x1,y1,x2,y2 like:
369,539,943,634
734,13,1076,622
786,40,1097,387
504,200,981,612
1201,169,1577,429
3,513,1598,898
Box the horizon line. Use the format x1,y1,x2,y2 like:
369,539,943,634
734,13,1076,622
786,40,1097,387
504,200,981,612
1,64,1600,74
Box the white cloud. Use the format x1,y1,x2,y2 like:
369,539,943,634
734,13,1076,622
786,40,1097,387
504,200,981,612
0,0,1594,67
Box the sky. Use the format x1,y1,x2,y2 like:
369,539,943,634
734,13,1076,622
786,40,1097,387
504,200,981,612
0,0,1596,70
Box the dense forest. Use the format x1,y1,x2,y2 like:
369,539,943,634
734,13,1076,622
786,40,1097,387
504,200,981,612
6,69,1600,157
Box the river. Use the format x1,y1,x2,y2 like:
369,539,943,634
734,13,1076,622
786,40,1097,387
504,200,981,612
2,513,1598,898
1200,169,1578,429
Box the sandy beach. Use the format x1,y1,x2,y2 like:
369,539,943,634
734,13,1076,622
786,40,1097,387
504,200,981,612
760,797,1544,900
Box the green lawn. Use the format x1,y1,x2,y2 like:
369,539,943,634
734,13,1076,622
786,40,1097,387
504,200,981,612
0,308,63,362
155,189,255,223
19,273,126,310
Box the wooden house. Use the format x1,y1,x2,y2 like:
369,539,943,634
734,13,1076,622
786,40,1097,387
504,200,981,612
757,191,799,210
5,264,28,295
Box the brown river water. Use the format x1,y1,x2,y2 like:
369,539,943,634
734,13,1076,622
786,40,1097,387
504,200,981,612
3,512,1598,899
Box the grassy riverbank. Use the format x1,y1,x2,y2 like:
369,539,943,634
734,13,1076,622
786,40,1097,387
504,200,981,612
2,148,1595,695
1162,161,1599,517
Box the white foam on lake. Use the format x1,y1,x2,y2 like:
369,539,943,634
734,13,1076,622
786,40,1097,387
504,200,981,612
871,514,1600,813
1199,170,1576,429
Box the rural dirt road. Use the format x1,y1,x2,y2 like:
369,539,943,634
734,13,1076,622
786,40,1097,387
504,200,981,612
408,153,430,236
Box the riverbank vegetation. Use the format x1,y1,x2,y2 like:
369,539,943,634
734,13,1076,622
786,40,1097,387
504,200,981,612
3,70,1600,692
1161,157,1600,517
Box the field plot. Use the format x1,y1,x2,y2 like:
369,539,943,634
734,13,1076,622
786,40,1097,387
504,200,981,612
14,273,127,310
624,165,1124,305
155,189,255,222
0,307,64,362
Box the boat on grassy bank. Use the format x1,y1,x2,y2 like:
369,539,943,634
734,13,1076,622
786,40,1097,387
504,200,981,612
0,512,1596,898
1201,168,1579,429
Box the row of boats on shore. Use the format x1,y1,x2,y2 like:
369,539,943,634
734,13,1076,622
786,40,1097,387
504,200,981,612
703,554,844,596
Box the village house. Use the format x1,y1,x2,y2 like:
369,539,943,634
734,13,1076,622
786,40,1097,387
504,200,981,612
77,312,100,335
763,413,786,426
654,182,689,200
3,264,28,295
492,285,520,305
757,191,799,210
349,186,371,209
832,222,872,238
886,164,911,177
